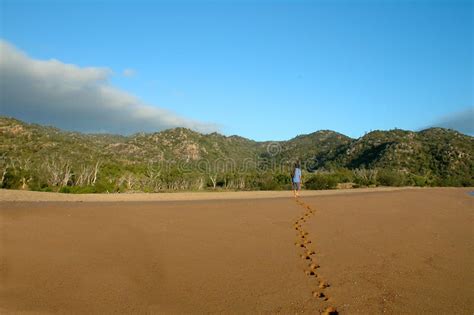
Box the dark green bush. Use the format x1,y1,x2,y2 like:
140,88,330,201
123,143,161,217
257,173,284,190
377,170,406,186
304,174,338,190
408,174,430,187
332,168,354,183
1,171,20,189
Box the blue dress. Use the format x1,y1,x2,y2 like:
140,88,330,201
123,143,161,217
293,168,301,183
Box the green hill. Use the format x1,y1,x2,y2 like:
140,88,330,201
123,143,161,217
1,116,472,192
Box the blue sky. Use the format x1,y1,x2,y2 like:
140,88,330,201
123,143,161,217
0,0,472,140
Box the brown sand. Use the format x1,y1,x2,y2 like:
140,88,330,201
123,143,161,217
0,187,408,202
0,188,473,314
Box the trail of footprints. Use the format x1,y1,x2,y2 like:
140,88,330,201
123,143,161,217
293,198,338,315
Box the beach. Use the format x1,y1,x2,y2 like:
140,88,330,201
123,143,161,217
1,188,473,314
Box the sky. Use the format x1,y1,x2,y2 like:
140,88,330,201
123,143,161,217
0,0,472,140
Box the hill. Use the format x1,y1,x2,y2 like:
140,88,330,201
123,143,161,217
1,116,472,192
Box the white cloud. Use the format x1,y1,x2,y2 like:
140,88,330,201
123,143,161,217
428,107,474,135
122,68,136,77
0,40,218,134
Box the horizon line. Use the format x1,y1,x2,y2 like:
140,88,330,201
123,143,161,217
1,115,471,143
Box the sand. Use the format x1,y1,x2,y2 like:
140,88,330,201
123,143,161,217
0,188,473,314
0,187,408,202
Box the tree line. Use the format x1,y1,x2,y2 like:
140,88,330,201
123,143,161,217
1,154,471,193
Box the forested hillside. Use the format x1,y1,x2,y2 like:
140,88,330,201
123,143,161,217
1,116,472,192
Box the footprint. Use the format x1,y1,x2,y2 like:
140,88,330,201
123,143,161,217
312,291,328,300
322,306,338,315
319,280,330,289
309,263,320,270
305,270,317,276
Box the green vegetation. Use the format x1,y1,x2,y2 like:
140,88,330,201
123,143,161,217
1,116,473,193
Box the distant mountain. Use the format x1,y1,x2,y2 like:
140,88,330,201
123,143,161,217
0,116,472,192
331,128,473,183
282,130,354,169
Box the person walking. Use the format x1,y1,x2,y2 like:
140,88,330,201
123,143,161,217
292,162,302,198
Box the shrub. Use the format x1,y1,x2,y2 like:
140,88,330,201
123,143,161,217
377,169,406,186
257,173,284,190
304,174,338,190
409,174,429,187
332,168,354,183
352,168,378,186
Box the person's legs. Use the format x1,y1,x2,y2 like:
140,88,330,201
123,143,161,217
293,182,300,197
